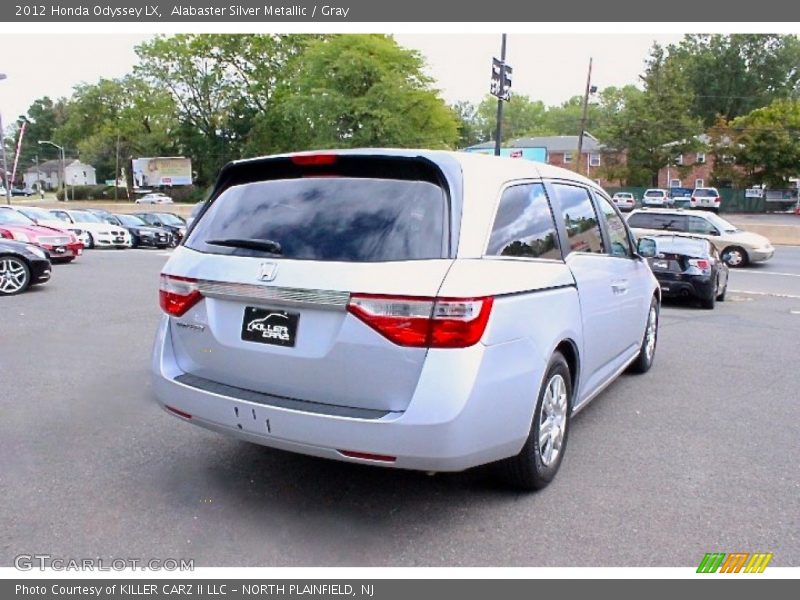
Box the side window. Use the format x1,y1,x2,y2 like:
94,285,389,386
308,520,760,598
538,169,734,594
552,184,604,254
487,183,561,260
651,214,687,232
596,193,632,258
627,213,654,229
52,211,69,222
688,216,718,235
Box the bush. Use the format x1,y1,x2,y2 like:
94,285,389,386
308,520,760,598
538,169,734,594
163,185,212,204
55,185,114,201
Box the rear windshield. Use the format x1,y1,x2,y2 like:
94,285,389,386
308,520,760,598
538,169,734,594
186,177,447,262
644,190,665,197
694,188,718,196
652,236,708,256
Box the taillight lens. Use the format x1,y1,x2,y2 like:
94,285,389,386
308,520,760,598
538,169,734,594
688,259,711,273
291,153,338,166
347,294,493,348
159,274,202,317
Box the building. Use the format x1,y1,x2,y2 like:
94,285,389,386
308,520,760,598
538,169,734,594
24,159,97,191
463,134,624,187
657,135,740,190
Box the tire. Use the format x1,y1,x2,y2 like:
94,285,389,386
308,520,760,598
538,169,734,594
721,246,748,268
130,236,139,249
700,294,716,310
628,296,659,374
156,245,168,250
497,352,572,491
716,282,727,302
84,233,94,250
0,255,32,296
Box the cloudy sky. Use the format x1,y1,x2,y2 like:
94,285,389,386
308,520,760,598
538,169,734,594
0,33,683,124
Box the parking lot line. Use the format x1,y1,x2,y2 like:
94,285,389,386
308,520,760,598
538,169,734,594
738,270,800,278
729,289,800,299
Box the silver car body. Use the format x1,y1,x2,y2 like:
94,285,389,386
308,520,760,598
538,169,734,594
152,150,659,472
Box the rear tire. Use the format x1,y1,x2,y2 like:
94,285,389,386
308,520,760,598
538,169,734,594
84,233,94,250
497,352,572,491
0,255,32,296
722,246,748,268
629,296,659,374
701,294,716,310
716,282,727,302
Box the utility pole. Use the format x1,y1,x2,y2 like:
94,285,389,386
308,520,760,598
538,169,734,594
115,133,120,201
493,34,508,157
576,57,593,175
0,111,9,204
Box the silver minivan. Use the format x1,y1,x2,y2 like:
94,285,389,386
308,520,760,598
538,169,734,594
152,150,660,489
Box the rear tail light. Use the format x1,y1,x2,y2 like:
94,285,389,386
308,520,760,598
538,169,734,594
159,274,202,316
291,153,338,166
688,259,711,273
347,294,494,348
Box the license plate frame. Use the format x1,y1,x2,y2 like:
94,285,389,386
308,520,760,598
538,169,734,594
241,306,299,347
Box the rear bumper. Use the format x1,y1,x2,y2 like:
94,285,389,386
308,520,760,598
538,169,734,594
151,316,545,472
655,275,714,299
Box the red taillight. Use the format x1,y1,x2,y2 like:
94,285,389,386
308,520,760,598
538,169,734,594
159,274,202,317
347,294,494,349
291,153,338,166
0,229,12,239
338,450,396,463
689,259,711,273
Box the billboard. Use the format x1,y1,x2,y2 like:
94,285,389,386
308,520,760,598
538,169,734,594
132,157,192,187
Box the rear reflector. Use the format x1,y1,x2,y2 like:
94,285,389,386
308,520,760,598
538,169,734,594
347,294,493,348
159,274,202,317
165,405,192,419
339,450,396,463
291,153,338,166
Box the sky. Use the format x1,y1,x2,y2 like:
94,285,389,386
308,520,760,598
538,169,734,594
0,33,684,127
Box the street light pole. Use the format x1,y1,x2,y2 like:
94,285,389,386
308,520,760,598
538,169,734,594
576,57,593,175
0,72,10,205
494,34,508,157
38,140,66,202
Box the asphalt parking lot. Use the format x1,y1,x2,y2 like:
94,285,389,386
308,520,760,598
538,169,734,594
1,247,799,567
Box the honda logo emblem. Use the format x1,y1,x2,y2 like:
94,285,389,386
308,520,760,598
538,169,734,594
259,262,278,282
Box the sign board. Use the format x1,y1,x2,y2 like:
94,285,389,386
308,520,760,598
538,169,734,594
764,189,797,202
490,58,513,101
745,187,764,198
131,157,192,187
509,149,523,158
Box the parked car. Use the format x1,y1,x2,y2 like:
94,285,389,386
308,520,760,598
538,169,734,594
638,235,728,309
689,187,722,212
0,238,51,296
48,209,131,249
135,193,174,205
134,212,186,246
0,209,83,263
669,188,693,208
611,192,636,211
152,150,661,490
626,208,774,267
83,208,116,223
1,205,91,248
642,188,671,207
108,213,172,249
11,187,33,197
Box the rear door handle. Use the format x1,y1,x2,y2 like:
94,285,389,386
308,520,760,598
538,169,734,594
611,279,629,294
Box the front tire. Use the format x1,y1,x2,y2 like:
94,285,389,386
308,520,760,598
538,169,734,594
0,255,32,296
721,246,748,268
498,352,572,491
629,296,659,374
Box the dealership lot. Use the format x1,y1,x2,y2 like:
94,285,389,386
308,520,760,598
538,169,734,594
1,248,799,567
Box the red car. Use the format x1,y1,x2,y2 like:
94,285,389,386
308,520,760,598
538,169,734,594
0,208,83,262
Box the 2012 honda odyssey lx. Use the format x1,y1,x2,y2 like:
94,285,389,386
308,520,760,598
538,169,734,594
152,150,660,489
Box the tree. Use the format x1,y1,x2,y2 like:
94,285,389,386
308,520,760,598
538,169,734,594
601,44,703,185
267,35,458,150
728,99,800,187
451,100,482,148
16,96,69,174
474,93,549,142
667,34,800,126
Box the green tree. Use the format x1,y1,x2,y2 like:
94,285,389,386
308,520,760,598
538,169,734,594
267,35,458,150
15,97,69,178
728,99,800,187
474,93,548,142
451,100,482,148
667,34,800,126
601,44,703,185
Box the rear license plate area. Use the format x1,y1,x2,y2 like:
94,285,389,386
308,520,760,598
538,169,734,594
241,306,299,347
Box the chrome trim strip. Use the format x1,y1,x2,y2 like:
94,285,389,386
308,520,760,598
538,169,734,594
571,351,639,415
198,280,350,310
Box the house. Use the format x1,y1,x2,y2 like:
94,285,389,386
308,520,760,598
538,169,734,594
24,159,97,191
463,134,624,187
657,135,739,190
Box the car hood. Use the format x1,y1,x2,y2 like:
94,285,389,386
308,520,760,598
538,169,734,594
0,224,67,238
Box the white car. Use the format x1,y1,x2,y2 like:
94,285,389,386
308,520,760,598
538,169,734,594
611,192,636,211
152,150,661,490
642,189,671,207
136,193,174,205
48,209,131,249
690,187,722,212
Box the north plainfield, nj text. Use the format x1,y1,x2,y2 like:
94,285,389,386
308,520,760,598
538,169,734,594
171,4,352,17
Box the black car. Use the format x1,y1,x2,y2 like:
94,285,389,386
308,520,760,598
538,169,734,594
0,239,52,296
133,212,187,247
11,188,33,197
108,214,172,249
638,234,729,309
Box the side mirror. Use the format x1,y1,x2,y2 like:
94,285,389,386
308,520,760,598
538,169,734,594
708,229,720,236
153,221,163,227
637,237,657,258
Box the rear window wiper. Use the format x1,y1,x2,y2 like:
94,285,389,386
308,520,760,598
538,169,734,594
206,238,283,255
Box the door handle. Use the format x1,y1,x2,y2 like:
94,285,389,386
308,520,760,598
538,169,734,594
611,279,629,294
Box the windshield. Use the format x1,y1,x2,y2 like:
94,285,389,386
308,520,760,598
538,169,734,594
703,212,737,233
154,213,184,226
117,214,146,227
0,210,35,225
19,207,54,221
70,211,103,223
